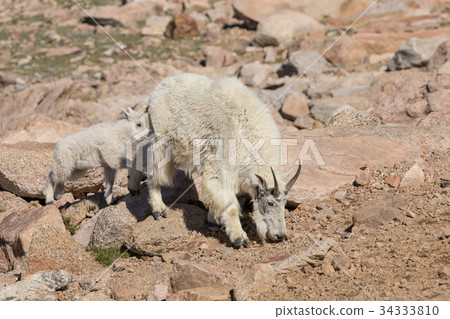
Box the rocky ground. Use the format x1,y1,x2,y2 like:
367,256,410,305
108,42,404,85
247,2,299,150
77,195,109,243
0,0,449,301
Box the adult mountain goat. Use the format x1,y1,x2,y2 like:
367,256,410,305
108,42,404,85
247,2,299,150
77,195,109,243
44,108,146,205
145,73,301,247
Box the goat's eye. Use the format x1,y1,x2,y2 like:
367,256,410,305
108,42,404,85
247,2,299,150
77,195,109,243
127,175,130,179
137,123,142,127
268,202,274,207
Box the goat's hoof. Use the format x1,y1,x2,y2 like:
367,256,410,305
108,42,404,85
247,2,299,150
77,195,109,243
233,238,243,247
243,239,250,247
153,210,167,220
46,201,54,206
208,222,219,228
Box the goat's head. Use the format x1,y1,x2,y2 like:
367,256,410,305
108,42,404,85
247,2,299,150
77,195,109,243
253,164,301,242
121,107,147,134
127,168,146,197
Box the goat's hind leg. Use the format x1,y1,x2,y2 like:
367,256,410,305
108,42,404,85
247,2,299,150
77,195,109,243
148,160,175,220
44,171,57,205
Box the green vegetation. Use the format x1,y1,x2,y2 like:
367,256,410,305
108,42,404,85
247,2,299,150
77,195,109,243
90,247,131,266
62,215,78,235
0,208,6,213
88,205,97,211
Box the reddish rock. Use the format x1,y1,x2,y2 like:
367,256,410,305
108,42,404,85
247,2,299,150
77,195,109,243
0,206,65,257
124,204,207,256
0,191,30,213
46,47,80,57
426,73,450,113
353,195,407,229
170,260,231,293
281,92,309,121
203,46,236,68
374,72,432,125
384,175,401,188
0,142,104,199
281,126,431,204
24,224,102,276
428,40,450,72
354,166,370,186
359,14,442,33
0,117,84,145
325,28,450,66
165,13,199,39
168,286,231,301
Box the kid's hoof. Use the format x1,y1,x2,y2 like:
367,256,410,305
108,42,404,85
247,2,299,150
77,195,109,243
243,239,250,247
233,238,243,248
45,201,54,205
220,224,226,231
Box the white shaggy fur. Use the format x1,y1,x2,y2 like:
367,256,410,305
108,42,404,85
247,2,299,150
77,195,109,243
146,73,298,246
44,108,146,205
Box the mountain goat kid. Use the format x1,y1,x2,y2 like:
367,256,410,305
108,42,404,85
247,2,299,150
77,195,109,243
44,108,147,205
145,73,301,248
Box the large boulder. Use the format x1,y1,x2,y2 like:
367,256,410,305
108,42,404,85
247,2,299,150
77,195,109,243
0,191,30,213
280,126,445,204
24,224,102,275
254,11,323,47
0,270,72,301
124,204,208,256
0,206,65,257
325,28,450,67
0,142,104,199
427,40,450,72
277,50,327,77
388,37,449,71
0,117,83,145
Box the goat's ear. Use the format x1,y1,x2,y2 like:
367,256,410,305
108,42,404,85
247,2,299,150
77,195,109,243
121,108,129,119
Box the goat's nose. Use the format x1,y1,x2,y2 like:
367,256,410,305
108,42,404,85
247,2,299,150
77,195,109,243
276,233,286,240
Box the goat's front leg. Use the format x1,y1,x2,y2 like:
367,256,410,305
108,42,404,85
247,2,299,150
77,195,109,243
104,167,116,205
203,178,249,248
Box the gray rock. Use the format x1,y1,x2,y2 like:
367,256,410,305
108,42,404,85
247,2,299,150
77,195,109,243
388,37,448,70
278,50,327,77
124,204,207,256
254,88,286,111
89,202,141,249
254,11,323,47
0,270,72,301
293,115,315,130
146,284,169,301
239,61,273,87
141,16,172,37
399,163,425,189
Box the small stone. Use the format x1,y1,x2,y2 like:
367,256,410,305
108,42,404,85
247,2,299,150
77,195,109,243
406,211,416,218
333,190,347,203
220,249,234,260
293,116,315,130
438,266,450,278
385,175,401,188
354,167,370,186
399,163,425,189
146,284,169,301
